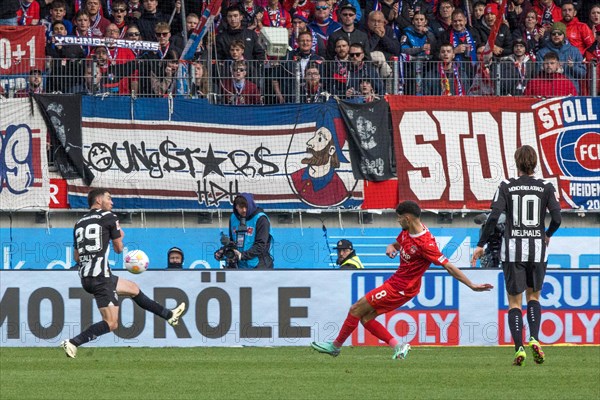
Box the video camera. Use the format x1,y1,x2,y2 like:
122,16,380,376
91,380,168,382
219,233,238,269
474,212,506,268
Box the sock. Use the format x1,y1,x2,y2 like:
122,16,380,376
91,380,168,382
132,291,171,320
333,313,360,348
362,319,394,345
70,320,110,346
508,307,523,351
527,300,541,341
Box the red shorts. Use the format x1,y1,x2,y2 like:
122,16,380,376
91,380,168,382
365,281,414,314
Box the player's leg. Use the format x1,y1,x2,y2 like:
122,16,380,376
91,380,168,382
116,276,186,326
61,277,118,358
310,297,368,356
525,263,545,363
311,296,374,356
505,262,527,366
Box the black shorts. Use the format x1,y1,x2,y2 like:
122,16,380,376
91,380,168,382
502,262,547,296
81,274,119,308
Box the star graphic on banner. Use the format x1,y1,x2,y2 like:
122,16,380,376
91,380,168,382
195,144,227,177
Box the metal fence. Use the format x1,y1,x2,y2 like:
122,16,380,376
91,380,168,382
2,57,596,102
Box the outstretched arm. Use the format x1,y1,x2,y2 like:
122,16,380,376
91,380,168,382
443,261,494,291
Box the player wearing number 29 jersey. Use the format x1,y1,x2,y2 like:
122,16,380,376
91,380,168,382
73,209,121,278
311,200,493,360
61,188,186,359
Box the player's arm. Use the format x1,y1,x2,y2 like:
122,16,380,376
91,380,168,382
74,248,80,263
109,214,125,254
544,185,562,246
472,184,506,266
386,241,400,258
442,261,494,292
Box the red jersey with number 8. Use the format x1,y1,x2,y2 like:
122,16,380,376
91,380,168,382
387,225,449,296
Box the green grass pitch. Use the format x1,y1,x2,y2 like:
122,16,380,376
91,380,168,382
1,346,599,399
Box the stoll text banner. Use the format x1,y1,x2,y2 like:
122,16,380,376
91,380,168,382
387,96,600,211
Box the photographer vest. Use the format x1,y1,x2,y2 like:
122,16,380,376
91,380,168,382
230,212,273,269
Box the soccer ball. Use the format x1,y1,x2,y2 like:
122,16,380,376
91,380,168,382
124,250,149,274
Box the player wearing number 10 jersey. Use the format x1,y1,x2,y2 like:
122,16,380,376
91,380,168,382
472,145,561,366
61,188,186,358
311,200,493,360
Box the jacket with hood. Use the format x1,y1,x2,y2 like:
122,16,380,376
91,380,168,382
229,193,273,269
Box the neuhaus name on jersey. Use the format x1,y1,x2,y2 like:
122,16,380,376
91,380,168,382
510,229,542,237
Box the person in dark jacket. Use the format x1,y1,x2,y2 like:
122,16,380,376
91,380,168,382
215,193,274,269
216,6,266,61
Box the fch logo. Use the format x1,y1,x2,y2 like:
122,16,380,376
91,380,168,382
350,272,459,346
535,97,600,210
497,271,600,345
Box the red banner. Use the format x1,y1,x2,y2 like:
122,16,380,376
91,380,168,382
389,96,545,209
0,26,46,75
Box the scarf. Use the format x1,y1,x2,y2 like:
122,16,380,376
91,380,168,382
439,62,463,96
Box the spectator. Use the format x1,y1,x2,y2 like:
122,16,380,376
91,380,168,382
500,38,535,95
124,24,143,56
219,60,262,104
85,0,111,36
0,0,19,26
507,0,534,32
353,78,380,102
390,0,433,33
561,0,594,55
15,69,44,97
73,10,97,57
533,0,562,28
581,25,600,96
536,21,586,93
274,30,324,103
290,12,327,58
308,0,341,48
166,247,184,269
476,3,513,58
300,62,330,103
41,1,73,39
46,20,85,93
589,4,600,32
400,11,436,59
424,42,470,95
16,0,40,26
216,6,266,61
524,51,578,96
441,9,480,65
512,10,546,61
472,1,486,24
190,58,209,97
262,0,292,34
283,0,315,21
429,0,455,41
326,4,368,60
151,48,180,95
137,0,170,41
346,42,384,97
363,10,399,79
110,0,133,37
128,0,143,19
333,239,364,269
214,193,274,269
326,36,351,96
240,0,264,31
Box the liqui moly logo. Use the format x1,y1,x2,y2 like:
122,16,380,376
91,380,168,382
498,271,600,344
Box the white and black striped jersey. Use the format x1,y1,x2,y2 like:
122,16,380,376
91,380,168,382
479,175,561,263
73,209,122,278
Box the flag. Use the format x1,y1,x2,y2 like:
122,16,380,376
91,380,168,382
338,99,395,181
469,0,507,95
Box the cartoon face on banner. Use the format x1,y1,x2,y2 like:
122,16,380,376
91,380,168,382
534,98,600,211
285,109,359,208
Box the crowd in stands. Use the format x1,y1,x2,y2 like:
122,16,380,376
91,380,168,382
0,0,598,101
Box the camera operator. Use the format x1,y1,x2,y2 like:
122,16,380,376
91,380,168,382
474,212,506,268
214,193,274,269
